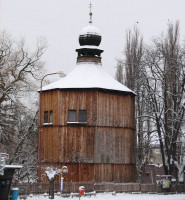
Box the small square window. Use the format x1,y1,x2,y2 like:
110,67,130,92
44,111,48,123
44,110,53,125
79,110,87,123
68,110,77,122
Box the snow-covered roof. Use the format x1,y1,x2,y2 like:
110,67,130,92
41,62,135,94
80,23,101,36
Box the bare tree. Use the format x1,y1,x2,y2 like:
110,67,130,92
115,27,152,182
0,32,47,182
10,105,39,182
124,26,143,90
115,59,124,84
116,22,185,182
0,32,46,105
142,21,185,181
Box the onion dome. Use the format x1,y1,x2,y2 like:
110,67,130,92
79,3,101,47
77,1,102,64
76,7,103,64
76,21,103,64
79,24,102,46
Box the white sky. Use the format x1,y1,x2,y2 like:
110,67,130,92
1,0,185,79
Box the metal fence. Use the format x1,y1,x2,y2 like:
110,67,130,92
13,182,185,196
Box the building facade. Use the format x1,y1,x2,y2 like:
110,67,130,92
38,11,136,183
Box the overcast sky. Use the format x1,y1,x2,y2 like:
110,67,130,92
1,0,185,79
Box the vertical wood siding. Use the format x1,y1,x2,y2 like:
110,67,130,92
42,163,135,183
39,89,136,182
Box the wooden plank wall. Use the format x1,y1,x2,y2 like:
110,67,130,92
40,90,59,125
41,126,135,164
39,89,136,182
40,89,135,128
96,91,135,128
58,90,97,126
42,163,135,183
94,127,135,164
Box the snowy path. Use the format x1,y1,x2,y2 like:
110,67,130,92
26,193,185,200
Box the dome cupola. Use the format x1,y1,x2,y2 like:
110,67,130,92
79,24,102,46
76,2,103,64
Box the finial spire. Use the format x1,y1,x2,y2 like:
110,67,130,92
89,1,93,23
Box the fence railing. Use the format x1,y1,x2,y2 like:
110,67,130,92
13,182,185,196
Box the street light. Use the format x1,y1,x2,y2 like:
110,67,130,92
38,71,66,182
60,166,68,196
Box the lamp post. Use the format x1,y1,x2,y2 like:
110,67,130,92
38,71,66,182
60,166,68,196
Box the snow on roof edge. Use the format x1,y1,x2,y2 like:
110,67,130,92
39,86,136,95
39,63,136,95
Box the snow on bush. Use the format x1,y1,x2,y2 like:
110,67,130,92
45,167,61,181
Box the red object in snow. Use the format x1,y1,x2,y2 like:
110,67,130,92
79,186,85,195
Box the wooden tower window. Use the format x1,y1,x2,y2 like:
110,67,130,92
44,111,48,124
67,109,87,124
79,110,87,123
68,110,77,122
43,110,53,124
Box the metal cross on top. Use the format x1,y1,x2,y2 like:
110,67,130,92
89,1,93,23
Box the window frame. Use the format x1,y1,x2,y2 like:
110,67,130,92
68,110,77,123
78,110,87,123
43,110,53,125
67,109,87,124
44,111,49,124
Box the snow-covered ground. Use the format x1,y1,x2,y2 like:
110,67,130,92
26,192,185,200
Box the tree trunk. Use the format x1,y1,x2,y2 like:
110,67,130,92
49,179,54,199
